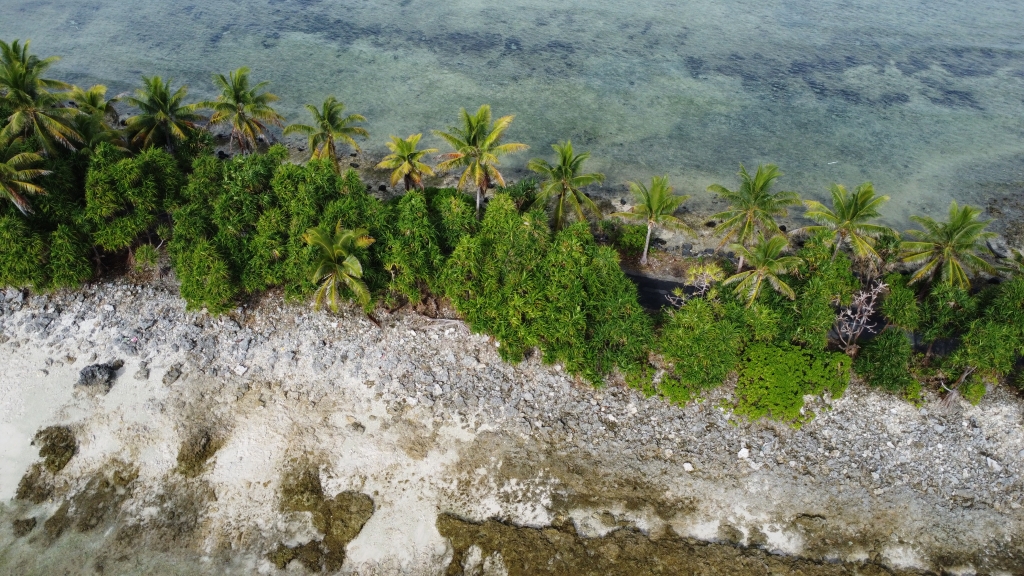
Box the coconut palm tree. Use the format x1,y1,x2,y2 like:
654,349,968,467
123,76,204,150
434,104,528,218
304,223,375,312
284,96,367,171
375,133,437,191
803,182,890,262
0,39,80,154
708,164,801,269
612,175,694,265
902,201,997,289
527,140,605,232
199,67,283,154
0,137,50,214
69,84,120,126
723,233,802,307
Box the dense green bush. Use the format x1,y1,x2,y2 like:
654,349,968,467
733,342,850,427
440,194,549,362
921,283,978,351
48,224,94,288
536,222,652,381
657,298,743,403
881,273,920,331
85,144,184,251
0,215,47,289
600,219,647,257
381,190,442,303
428,188,477,253
175,238,238,313
855,328,917,395
441,195,650,383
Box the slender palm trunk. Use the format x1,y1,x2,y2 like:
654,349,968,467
404,174,414,192
641,221,654,265
737,255,745,272
831,234,843,261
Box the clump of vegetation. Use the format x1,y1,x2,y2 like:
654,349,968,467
269,465,375,572
733,343,850,427
1,37,1022,422
657,298,742,403
441,195,651,383
855,328,918,397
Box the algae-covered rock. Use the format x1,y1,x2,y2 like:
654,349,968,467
71,463,138,532
436,514,929,576
269,466,375,572
12,517,37,537
34,425,77,473
15,462,53,503
175,429,222,477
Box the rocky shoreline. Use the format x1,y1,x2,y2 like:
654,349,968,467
1,277,1023,574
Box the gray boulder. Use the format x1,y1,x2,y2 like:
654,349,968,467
987,235,1011,259
75,361,123,394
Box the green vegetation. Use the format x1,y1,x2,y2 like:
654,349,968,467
285,96,367,171
903,201,997,289
612,175,693,265
124,76,204,150
733,343,849,427
2,38,1022,424
724,234,802,306
376,133,436,190
305,224,374,312
528,140,604,232
434,104,528,217
709,164,800,268
803,182,889,263
199,67,283,154
0,136,49,213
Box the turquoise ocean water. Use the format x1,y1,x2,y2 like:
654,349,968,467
2,0,1023,224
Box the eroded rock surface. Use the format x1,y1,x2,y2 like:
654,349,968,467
0,279,1021,574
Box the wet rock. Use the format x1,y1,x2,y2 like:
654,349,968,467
163,364,183,386
16,463,53,503
12,517,36,537
176,430,222,477
34,425,78,473
988,235,1011,258
76,361,122,394
270,466,375,572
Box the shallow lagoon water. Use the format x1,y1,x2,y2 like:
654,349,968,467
2,0,1023,223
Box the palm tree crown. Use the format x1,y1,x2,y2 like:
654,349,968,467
803,182,890,262
709,164,801,263
0,137,50,214
0,39,80,153
200,67,283,154
724,233,803,307
376,133,437,191
434,104,528,218
304,223,375,312
612,175,694,265
528,140,604,231
902,201,996,289
124,76,204,150
69,84,120,126
284,96,367,171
